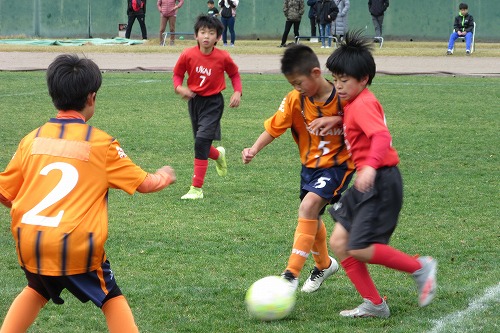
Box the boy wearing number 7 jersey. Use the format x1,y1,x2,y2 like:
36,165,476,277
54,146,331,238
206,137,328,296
242,44,354,294
173,14,242,200
0,54,176,333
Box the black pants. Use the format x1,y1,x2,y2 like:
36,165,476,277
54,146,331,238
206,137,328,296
125,14,147,39
309,17,317,37
281,20,301,46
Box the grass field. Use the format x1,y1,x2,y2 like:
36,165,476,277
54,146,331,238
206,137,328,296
1,39,500,57
0,69,498,332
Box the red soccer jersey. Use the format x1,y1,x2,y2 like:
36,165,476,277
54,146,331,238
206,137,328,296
0,118,148,276
342,88,399,170
264,88,353,169
173,46,242,96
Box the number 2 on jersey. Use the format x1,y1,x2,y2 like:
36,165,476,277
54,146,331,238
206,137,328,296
21,162,78,228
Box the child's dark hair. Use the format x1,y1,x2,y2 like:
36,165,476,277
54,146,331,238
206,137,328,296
194,14,224,37
459,3,468,10
207,0,214,3
281,44,321,76
46,54,102,111
326,30,376,85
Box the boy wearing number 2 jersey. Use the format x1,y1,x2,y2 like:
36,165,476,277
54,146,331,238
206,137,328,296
0,54,176,333
242,44,354,294
173,14,242,200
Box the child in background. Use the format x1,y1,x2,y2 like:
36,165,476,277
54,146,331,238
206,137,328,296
173,14,242,199
242,44,354,293
319,30,437,318
0,54,176,332
207,0,219,17
446,2,475,55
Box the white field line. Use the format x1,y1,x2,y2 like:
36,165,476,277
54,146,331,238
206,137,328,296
427,283,500,333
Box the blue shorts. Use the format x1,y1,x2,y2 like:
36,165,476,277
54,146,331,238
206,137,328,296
300,162,354,215
329,166,403,250
23,260,121,308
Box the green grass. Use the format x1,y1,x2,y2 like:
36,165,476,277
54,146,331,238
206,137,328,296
0,71,499,333
1,39,500,57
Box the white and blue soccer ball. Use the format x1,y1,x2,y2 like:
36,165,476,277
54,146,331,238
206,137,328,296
245,275,296,321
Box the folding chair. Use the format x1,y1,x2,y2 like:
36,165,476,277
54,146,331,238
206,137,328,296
453,22,476,53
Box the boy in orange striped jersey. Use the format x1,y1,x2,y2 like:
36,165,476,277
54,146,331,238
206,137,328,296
242,44,354,293
173,14,242,200
0,54,176,333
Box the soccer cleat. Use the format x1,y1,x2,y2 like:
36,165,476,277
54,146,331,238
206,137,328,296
466,50,471,56
215,146,227,176
281,270,299,293
181,186,203,200
413,256,437,307
301,256,339,293
340,298,390,318
446,50,453,55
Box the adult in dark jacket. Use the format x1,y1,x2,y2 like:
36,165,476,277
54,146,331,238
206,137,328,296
279,0,305,47
368,0,388,38
315,0,338,48
307,0,318,38
125,0,147,40
447,3,475,55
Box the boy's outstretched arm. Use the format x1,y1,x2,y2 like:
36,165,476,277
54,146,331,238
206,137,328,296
308,116,343,136
241,131,275,164
136,166,176,193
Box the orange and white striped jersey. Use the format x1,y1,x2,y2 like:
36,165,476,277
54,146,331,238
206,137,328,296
0,118,148,276
264,88,353,170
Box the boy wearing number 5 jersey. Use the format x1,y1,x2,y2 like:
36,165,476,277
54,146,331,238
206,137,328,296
0,54,176,333
173,14,242,200
242,44,354,294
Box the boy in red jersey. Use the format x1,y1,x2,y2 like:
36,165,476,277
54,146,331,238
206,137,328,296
242,44,354,294
320,30,437,318
0,54,176,332
173,14,242,199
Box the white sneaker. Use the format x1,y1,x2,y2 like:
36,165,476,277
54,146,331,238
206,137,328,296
321,46,325,49
340,298,390,318
413,256,437,307
301,256,339,293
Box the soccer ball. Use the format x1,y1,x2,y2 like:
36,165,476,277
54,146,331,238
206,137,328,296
245,275,296,321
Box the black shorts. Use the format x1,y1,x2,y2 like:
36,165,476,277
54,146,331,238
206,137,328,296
23,260,122,308
188,93,224,140
329,166,403,250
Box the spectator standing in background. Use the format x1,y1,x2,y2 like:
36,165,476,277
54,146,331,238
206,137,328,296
158,0,184,46
219,0,239,46
279,0,305,48
332,0,349,41
307,0,318,40
368,0,389,39
125,0,148,40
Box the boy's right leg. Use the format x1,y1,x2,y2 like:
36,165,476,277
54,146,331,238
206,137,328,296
102,295,139,333
0,286,47,333
447,32,458,53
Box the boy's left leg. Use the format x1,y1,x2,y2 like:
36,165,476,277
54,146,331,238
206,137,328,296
465,31,473,53
102,295,139,333
0,286,47,333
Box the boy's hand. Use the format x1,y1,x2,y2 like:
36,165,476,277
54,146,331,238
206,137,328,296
354,166,376,193
229,91,241,108
308,116,342,136
157,166,176,184
241,148,256,164
175,86,195,100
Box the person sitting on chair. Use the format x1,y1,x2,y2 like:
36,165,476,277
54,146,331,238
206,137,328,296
447,3,475,56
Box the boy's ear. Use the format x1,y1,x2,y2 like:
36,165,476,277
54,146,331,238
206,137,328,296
87,92,96,107
361,75,370,86
311,67,323,77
